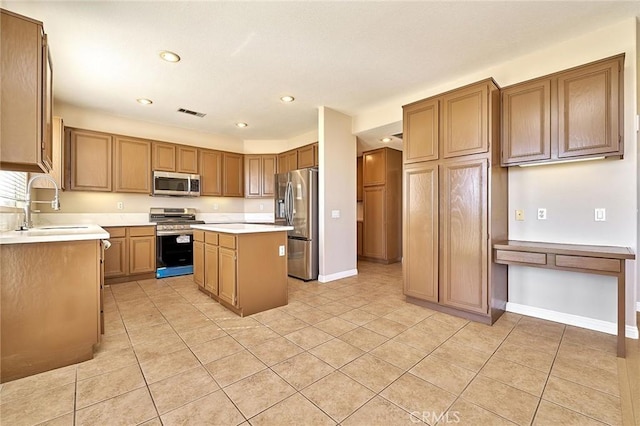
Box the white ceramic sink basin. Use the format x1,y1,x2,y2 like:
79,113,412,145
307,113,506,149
37,225,90,230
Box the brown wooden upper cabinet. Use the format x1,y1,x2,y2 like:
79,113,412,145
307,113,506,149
152,142,199,173
222,152,244,197
1,9,53,173
114,136,151,193
297,143,317,168
363,148,387,186
403,80,491,164
199,149,223,196
501,54,624,166
68,128,113,192
244,154,276,198
277,149,298,173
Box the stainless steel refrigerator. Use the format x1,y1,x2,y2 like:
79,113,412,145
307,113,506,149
274,168,318,281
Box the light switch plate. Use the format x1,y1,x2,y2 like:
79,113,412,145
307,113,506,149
595,208,606,221
515,210,524,221
537,208,547,220
331,210,340,219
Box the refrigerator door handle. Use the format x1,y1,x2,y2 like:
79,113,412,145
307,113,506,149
286,181,294,225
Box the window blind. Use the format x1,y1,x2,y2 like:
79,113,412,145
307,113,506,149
0,171,27,208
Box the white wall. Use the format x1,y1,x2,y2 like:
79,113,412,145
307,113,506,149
318,107,357,282
353,17,638,330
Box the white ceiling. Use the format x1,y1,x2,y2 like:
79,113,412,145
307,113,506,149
4,1,640,147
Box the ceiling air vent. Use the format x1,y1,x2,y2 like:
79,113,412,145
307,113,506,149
392,132,403,139
177,108,206,118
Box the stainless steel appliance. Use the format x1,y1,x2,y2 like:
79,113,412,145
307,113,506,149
275,168,318,281
153,171,200,197
150,207,204,278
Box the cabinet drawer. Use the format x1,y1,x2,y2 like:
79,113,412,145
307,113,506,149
555,255,620,273
193,230,204,242
205,232,219,245
219,234,236,249
495,250,546,265
106,227,126,238
129,226,155,237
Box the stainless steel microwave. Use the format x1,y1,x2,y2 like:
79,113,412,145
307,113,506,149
152,171,200,197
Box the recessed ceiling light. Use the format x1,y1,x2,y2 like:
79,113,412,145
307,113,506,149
280,95,295,103
159,50,181,63
137,98,153,105
381,137,392,143
235,122,248,128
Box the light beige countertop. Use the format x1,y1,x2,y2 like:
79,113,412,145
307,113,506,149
191,223,293,234
0,224,109,245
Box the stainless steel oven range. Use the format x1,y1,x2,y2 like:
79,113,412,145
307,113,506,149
150,207,204,278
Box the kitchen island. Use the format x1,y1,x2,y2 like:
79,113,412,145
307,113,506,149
0,225,108,382
192,223,292,316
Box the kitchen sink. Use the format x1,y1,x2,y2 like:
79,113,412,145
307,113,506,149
36,225,90,230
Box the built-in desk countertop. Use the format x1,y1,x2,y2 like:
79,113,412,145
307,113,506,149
493,240,635,357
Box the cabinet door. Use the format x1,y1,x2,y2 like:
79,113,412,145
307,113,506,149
223,152,244,197
356,157,363,201
558,57,621,158
313,143,318,167
356,221,363,256
297,145,315,168
129,236,156,274
403,163,438,302
30,117,65,189
177,146,198,174
200,149,222,196
261,155,277,197
104,237,127,277
193,240,204,287
0,11,50,173
244,155,262,198
152,142,176,171
69,129,113,191
218,247,237,306
277,152,288,173
442,82,489,158
42,37,53,172
363,149,386,186
287,150,298,171
501,79,551,165
114,136,151,193
440,159,488,314
403,98,439,163
205,244,219,295
362,186,386,259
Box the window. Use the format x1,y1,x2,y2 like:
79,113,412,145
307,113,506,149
0,171,27,208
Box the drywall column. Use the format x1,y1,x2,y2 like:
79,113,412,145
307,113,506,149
317,107,357,282
636,17,640,315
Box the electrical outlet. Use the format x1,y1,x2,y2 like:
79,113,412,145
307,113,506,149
278,245,285,256
515,210,524,221
259,203,264,211
537,208,547,220
595,208,606,221
117,202,124,210
213,203,218,210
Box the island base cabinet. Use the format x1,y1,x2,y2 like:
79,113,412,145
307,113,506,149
0,240,100,383
195,230,288,316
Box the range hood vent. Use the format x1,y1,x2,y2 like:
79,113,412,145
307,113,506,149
392,132,403,139
177,108,206,118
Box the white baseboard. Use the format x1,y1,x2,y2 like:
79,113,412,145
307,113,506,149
318,268,357,283
506,302,639,339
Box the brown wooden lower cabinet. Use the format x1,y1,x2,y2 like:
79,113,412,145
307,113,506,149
1,239,101,383
104,225,156,284
194,228,288,316
357,220,363,257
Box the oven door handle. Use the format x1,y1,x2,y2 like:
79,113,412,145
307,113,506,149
156,230,194,236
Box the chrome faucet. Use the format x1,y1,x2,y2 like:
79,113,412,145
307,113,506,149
21,175,60,230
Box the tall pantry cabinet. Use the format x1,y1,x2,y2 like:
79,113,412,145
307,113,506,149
402,79,508,324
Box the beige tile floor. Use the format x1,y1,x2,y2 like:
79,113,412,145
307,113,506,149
1,261,637,425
